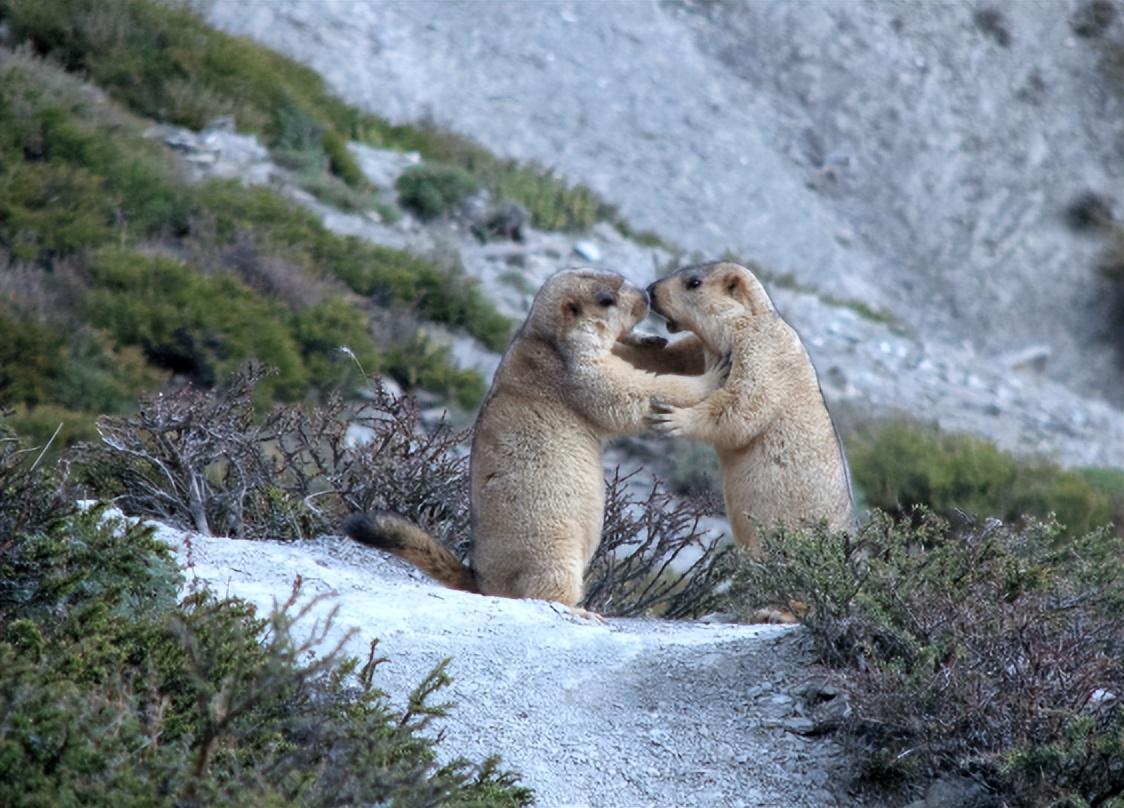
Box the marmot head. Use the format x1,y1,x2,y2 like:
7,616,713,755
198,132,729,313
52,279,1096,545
647,261,775,346
528,268,649,355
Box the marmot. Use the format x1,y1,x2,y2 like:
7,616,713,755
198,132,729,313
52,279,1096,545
344,268,726,612
646,261,854,554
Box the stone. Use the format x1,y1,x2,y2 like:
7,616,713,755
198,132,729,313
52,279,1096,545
573,240,602,262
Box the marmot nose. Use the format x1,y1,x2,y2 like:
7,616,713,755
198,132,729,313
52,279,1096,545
645,280,658,299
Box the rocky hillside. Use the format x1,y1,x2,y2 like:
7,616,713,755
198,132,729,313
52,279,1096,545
196,0,1124,423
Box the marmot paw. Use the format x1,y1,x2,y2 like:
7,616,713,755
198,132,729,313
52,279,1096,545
648,398,687,436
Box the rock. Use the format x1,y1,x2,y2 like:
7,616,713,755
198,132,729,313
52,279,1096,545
923,776,994,808
572,240,602,263
781,717,817,734
1004,345,1051,374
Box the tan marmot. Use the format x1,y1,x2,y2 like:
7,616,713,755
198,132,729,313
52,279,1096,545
646,261,854,554
344,268,725,611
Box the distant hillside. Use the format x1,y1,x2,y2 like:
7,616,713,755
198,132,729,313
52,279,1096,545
196,0,1124,408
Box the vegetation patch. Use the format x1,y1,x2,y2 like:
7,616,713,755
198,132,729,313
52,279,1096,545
846,418,1124,538
728,513,1124,806
76,364,724,618
0,45,503,444
0,422,532,807
195,182,512,354
396,164,480,220
0,0,663,240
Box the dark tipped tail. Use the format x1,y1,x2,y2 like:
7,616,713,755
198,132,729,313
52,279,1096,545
342,511,478,594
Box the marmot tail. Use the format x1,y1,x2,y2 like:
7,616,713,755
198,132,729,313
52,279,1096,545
342,512,479,594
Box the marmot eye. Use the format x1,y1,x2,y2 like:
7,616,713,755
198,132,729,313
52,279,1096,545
596,292,616,307
685,277,702,290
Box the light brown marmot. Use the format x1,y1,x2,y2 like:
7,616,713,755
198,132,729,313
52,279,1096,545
344,268,725,611
646,261,854,554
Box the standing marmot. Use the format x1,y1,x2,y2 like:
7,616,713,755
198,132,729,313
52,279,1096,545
344,268,725,611
646,261,854,554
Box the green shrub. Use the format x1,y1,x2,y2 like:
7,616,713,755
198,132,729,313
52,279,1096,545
729,513,1124,804
3,404,98,452
3,0,665,238
53,331,166,415
196,182,512,351
384,337,486,411
0,311,64,407
364,120,615,233
0,61,195,258
0,162,114,261
321,128,364,188
846,419,1123,537
0,517,531,806
395,164,480,220
0,428,531,805
83,248,308,399
289,297,379,392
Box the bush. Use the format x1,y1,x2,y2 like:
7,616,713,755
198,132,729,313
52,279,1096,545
0,466,531,806
0,58,195,259
3,0,663,240
75,363,473,543
582,469,729,618
363,121,624,233
79,367,730,619
846,419,1123,537
0,310,64,407
0,49,492,437
196,182,512,353
0,419,71,545
396,164,480,220
83,248,309,399
729,512,1124,804
1,0,368,187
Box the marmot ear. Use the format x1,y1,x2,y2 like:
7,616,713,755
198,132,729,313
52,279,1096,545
725,272,751,305
725,271,769,315
560,298,582,322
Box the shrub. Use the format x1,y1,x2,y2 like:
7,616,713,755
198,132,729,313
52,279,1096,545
83,248,309,399
396,164,480,220
1,0,367,187
79,367,731,620
0,50,491,429
321,128,364,188
362,120,626,233
0,430,532,806
3,0,663,239
2,404,98,453
0,419,71,546
583,469,730,618
729,512,1124,804
846,419,1123,537
0,310,64,407
76,364,473,543
0,58,195,258
195,182,512,352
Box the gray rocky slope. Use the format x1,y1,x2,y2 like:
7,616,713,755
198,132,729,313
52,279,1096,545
195,0,1124,467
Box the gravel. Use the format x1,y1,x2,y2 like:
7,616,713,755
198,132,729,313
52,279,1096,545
161,523,862,807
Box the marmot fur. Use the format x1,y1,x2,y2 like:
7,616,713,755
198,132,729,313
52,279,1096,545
647,261,854,554
345,268,725,611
